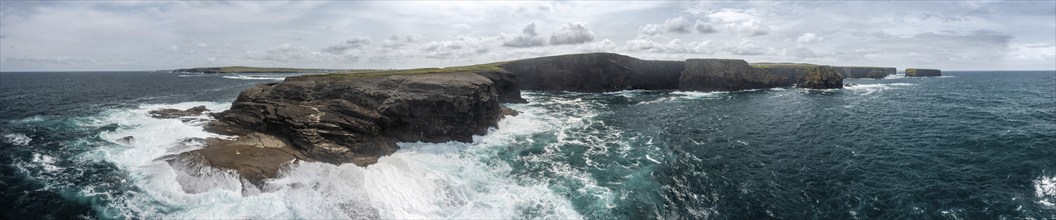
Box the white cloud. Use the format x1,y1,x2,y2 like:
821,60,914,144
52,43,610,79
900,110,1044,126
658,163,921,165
726,40,767,55
501,23,546,48
625,38,714,54
382,33,423,49
727,20,768,36
576,39,616,52
322,37,371,54
796,33,823,44
0,1,1053,71
695,20,717,34
638,16,716,37
419,35,494,59
549,22,596,45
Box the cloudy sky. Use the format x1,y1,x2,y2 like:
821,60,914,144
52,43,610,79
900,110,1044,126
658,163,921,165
0,1,1053,71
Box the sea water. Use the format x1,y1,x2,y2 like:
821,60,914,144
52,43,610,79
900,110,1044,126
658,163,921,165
1,71,1053,219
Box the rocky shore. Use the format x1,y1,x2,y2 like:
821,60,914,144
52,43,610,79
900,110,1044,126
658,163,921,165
160,52,924,185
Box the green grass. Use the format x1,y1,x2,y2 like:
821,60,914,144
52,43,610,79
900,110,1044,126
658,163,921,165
303,62,508,78
750,63,818,68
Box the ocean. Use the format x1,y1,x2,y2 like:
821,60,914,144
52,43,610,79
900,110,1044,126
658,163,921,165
0,71,1053,219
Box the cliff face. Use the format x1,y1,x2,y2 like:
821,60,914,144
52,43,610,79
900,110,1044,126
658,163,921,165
499,53,684,92
189,53,862,182
905,68,942,77
205,71,509,167
834,66,896,79
797,65,844,89
679,59,798,91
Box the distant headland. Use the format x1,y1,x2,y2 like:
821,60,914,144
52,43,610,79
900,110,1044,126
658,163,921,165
171,66,351,74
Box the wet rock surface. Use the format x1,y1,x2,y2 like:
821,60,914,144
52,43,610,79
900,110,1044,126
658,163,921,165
148,106,209,119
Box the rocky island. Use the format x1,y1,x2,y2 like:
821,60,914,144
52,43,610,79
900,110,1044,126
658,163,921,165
905,68,942,77
162,52,921,184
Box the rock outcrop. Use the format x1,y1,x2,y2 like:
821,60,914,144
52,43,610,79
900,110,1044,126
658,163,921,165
186,53,871,184
172,133,308,182
499,53,684,92
472,70,527,103
905,68,941,77
797,65,844,89
116,136,135,145
834,66,896,79
148,106,209,119
204,71,511,168
679,59,796,91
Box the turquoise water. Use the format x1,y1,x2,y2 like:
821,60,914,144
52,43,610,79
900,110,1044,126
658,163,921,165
1,71,1054,219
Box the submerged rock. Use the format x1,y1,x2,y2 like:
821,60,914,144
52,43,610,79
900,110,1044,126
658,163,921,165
116,136,135,145
148,106,209,119
905,68,941,77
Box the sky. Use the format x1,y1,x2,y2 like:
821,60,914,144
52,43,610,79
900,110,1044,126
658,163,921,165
0,1,1054,71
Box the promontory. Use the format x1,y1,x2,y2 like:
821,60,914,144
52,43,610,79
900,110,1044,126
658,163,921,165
162,52,925,184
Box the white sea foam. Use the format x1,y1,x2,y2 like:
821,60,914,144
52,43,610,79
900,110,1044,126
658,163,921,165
844,83,916,95
80,100,583,219
221,75,287,81
640,91,726,104
1036,175,1056,208
883,74,906,79
32,153,61,173
3,133,31,146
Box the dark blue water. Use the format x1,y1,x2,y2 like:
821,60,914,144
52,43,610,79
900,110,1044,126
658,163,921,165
1,71,1054,219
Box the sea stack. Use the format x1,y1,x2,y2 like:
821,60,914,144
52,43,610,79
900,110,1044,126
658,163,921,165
905,68,942,77
796,65,844,89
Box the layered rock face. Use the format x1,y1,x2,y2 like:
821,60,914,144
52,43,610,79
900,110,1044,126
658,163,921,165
205,72,510,167
905,68,941,77
187,53,862,183
834,66,896,79
797,65,845,89
499,53,684,92
679,59,798,91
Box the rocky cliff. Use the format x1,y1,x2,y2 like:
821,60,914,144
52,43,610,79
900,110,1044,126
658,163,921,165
187,53,860,183
499,53,684,92
833,66,896,79
187,70,520,181
905,68,942,77
797,65,845,89
679,59,798,91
